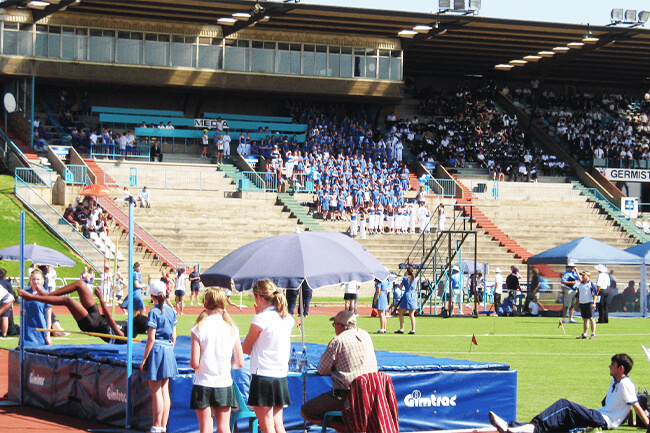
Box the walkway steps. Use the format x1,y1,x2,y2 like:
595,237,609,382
277,193,324,231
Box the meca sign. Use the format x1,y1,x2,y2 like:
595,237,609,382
404,390,457,407
194,119,230,130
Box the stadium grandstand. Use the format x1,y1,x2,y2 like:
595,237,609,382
4,1,650,432
1,0,650,314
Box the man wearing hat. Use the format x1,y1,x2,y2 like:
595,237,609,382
595,265,611,324
577,270,598,339
301,310,378,426
446,265,461,317
561,262,579,323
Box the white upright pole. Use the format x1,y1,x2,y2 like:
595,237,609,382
125,203,134,427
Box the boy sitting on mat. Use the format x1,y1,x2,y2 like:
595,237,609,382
19,278,148,344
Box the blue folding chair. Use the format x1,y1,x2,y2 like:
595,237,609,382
230,381,259,433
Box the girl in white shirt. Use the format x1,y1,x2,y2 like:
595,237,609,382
190,288,244,433
242,280,294,433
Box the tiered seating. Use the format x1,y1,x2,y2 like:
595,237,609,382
410,85,564,180
512,88,650,169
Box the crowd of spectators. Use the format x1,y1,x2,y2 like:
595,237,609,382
266,101,415,224
507,85,650,169
63,195,110,239
408,85,567,180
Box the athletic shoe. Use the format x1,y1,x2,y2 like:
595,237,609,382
569,318,577,323
562,318,569,323
376,330,386,334
576,334,587,339
394,329,404,334
489,411,508,433
508,424,535,433
408,330,416,335
589,334,596,339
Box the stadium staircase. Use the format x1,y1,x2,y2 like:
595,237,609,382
82,160,184,274
570,180,649,244
96,196,184,270
7,127,41,165
276,193,325,231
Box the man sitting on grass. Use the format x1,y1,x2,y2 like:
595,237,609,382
19,278,148,344
489,353,649,433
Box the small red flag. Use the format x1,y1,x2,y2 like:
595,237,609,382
558,319,563,328
471,334,478,345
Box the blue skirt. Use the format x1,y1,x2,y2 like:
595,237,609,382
399,290,418,310
144,340,178,381
374,291,389,311
122,288,145,310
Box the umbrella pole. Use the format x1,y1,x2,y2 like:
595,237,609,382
299,284,305,350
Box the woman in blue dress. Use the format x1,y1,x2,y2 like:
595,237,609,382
396,266,417,334
140,281,178,433
373,277,390,334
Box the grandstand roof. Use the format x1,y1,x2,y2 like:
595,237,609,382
3,0,650,88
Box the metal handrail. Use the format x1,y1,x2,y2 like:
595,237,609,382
64,164,89,185
15,166,54,188
14,177,103,272
100,165,235,190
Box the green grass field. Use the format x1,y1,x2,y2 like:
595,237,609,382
0,174,85,278
3,310,648,424
2,173,649,428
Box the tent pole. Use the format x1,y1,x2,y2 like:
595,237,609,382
641,265,647,318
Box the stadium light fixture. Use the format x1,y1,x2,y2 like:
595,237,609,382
453,0,465,10
252,2,265,14
552,46,570,53
624,9,637,22
494,64,514,71
398,29,418,37
567,41,584,49
469,0,481,10
218,17,237,25
639,11,650,24
582,28,599,43
611,8,624,23
538,51,555,57
509,59,527,66
523,55,542,62
27,1,50,9
414,25,433,33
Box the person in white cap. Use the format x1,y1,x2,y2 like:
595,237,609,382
141,281,178,433
300,310,377,427
576,270,598,339
493,268,503,314
595,264,611,324
561,262,579,323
